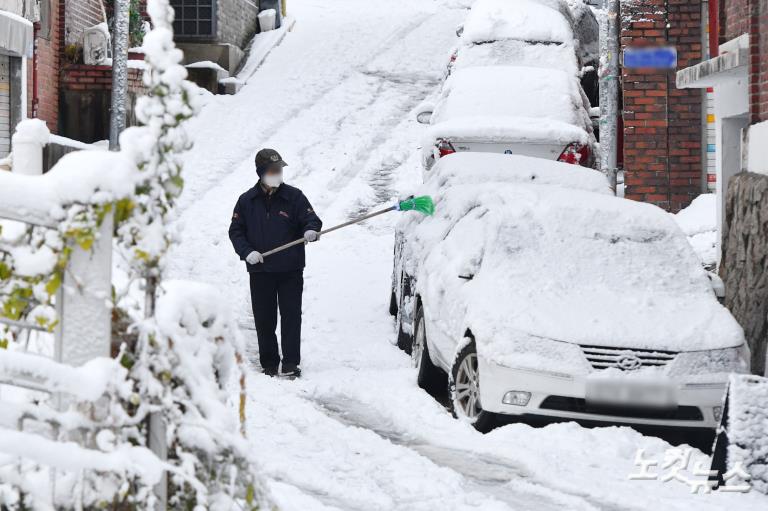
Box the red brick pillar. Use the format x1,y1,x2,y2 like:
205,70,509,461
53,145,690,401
28,0,63,133
621,0,704,212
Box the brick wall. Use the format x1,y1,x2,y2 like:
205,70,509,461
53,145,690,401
721,0,768,123
59,63,146,142
759,0,768,122
60,65,146,93
217,0,259,48
621,0,704,212
64,0,105,46
27,0,63,133
721,0,751,39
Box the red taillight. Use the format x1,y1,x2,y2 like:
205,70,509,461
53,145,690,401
437,139,456,158
558,143,591,165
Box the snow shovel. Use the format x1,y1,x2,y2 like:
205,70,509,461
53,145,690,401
260,196,435,258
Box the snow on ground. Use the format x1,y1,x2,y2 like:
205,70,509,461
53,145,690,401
674,194,718,268
168,0,768,508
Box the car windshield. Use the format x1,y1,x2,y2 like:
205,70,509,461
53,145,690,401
455,40,579,76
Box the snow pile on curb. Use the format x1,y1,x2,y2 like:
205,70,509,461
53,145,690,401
674,193,718,268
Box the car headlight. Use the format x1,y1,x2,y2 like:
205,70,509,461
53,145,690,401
485,334,591,376
669,344,750,376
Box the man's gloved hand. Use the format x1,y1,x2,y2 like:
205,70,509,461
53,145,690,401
246,251,264,265
304,230,320,243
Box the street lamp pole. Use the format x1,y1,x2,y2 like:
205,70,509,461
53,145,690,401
109,0,130,150
599,0,620,191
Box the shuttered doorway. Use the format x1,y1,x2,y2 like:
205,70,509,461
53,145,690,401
0,55,10,158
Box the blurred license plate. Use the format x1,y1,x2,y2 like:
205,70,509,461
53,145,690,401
586,377,677,408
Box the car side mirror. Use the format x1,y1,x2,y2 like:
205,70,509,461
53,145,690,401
707,271,725,299
455,24,464,37
416,111,433,124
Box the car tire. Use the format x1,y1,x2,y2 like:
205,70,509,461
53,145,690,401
396,274,414,354
412,304,446,395
389,289,398,317
449,339,496,432
397,319,412,354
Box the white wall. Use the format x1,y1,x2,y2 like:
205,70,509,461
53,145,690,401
746,121,768,175
713,71,750,255
0,0,31,18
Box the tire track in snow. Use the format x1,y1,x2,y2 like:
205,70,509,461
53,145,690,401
177,3,435,217
313,393,607,511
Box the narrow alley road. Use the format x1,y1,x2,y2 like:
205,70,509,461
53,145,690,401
167,1,766,509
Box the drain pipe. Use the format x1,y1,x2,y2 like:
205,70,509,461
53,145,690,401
599,0,620,192
32,21,39,118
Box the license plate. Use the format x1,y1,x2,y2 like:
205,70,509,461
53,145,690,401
586,377,678,408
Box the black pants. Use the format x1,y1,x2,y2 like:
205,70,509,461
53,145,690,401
249,270,303,369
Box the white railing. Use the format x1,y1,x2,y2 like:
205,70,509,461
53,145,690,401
0,128,112,382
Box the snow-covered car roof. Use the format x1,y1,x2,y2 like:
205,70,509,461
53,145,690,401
461,0,575,45
398,154,745,356
425,66,591,146
453,39,580,76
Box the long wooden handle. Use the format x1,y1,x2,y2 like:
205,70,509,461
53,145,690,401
260,205,396,258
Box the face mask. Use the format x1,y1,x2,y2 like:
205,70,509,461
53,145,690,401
262,173,283,188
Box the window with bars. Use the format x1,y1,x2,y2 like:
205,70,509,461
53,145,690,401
170,0,216,38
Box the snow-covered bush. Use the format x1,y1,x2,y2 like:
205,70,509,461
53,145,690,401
0,1,269,508
0,282,267,509
130,281,266,509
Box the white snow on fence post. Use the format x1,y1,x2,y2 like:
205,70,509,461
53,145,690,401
54,213,113,367
10,119,49,176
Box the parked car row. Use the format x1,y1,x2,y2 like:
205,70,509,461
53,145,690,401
390,0,750,435
417,0,599,171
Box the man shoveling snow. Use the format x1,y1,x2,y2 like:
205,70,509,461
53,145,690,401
228,148,322,378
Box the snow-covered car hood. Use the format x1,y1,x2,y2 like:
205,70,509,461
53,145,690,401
399,155,745,355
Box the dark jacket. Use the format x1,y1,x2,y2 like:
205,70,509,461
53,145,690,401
229,183,322,272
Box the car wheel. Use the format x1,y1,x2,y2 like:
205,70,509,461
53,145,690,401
449,340,496,432
413,304,446,395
